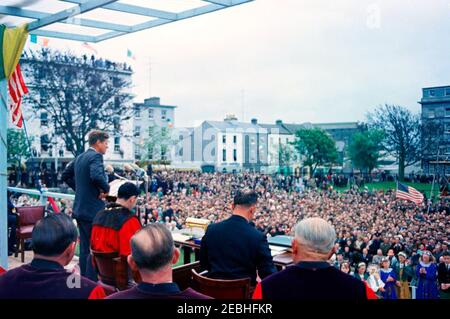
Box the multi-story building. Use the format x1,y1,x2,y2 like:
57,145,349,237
419,85,450,174
132,97,176,162
259,120,294,174
281,121,361,170
173,117,359,174
174,115,269,173
11,50,134,168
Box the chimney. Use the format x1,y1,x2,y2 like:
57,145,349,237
251,118,258,125
224,114,238,122
275,120,283,125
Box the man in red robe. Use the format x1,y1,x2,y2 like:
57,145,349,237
91,182,142,258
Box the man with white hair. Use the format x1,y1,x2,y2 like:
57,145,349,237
253,217,378,299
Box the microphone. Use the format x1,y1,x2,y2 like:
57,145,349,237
130,163,147,179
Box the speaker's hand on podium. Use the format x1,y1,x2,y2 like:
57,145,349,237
98,191,108,200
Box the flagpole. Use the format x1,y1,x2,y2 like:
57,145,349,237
0,78,8,269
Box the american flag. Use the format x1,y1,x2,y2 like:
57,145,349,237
396,182,424,205
7,63,28,128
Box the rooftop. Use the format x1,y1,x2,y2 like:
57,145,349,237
134,97,177,109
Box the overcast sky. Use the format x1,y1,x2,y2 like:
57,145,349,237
3,0,450,127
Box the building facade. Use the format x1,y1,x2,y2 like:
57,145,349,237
419,85,450,174
10,50,135,169
132,97,176,162
173,117,359,174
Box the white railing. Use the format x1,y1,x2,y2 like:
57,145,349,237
7,186,75,205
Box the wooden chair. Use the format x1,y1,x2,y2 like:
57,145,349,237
172,261,201,291
91,250,141,293
191,269,251,299
15,206,45,263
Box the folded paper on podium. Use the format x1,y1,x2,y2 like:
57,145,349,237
108,179,142,197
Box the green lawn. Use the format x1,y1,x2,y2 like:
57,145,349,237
334,181,440,197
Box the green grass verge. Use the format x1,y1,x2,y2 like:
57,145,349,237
334,181,440,197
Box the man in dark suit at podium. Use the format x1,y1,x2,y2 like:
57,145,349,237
200,190,276,285
62,130,110,277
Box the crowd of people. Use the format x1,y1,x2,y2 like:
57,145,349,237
7,169,449,299
4,129,449,300
22,49,133,73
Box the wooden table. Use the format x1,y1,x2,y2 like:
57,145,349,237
174,239,201,265
174,238,294,269
272,251,293,270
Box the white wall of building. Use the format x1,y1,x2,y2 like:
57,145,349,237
217,131,244,170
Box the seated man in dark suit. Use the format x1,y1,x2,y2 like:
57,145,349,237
253,217,377,300
108,223,210,299
7,195,17,256
200,190,276,285
0,213,106,299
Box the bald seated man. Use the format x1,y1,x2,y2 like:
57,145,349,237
107,223,211,299
253,217,378,300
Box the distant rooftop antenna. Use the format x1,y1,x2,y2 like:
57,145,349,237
148,57,152,97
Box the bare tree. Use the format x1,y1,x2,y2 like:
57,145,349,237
367,104,420,180
22,48,133,156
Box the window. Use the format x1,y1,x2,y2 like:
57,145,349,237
134,106,141,118
161,148,167,160
445,124,450,134
223,135,226,144
148,126,154,137
446,108,450,117
40,90,48,105
147,147,154,160
427,110,435,118
233,149,237,162
114,96,120,109
178,147,183,157
40,112,48,126
222,149,227,162
446,89,450,96
429,90,435,97
40,134,50,152
134,126,141,137
233,135,237,144
114,136,120,152
135,148,141,160
148,109,154,120
161,110,167,120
